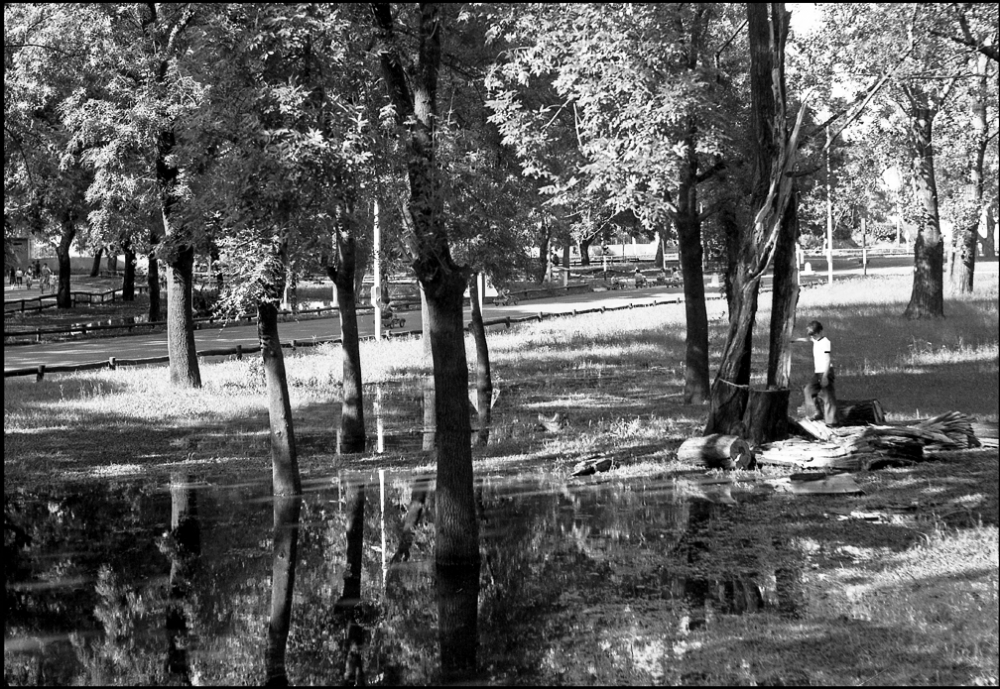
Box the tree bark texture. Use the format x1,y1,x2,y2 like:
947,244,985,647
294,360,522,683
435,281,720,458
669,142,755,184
743,388,789,446
980,204,996,259
903,100,945,319
676,131,710,405
339,479,365,606
56,218,76,309
327,227,367,455
258,300,301,497
536,222,551,283
437,563,481,684
265,494,301,688
767,186,799,388
468,273,494,446
166,246,201,387
147,228,162,323
423,376,437,452
372,2,479,567
579,233,593,266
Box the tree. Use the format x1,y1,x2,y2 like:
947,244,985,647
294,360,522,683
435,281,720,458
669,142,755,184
371,3,479,568
488,3,742,404
704,3,806,434
4,4,94,309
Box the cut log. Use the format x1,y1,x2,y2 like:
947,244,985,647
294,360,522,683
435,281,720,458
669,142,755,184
836,398,886,425
972,421,998,449
677,434,752,470
571,456,619,477
743,388,790,446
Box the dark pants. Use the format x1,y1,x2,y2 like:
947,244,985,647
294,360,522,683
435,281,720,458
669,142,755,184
804,368,838,424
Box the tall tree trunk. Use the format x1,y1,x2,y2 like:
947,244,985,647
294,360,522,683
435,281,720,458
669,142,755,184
373,2,479,568
209,241,224,293
89,247,103,278
468,273,493,446
106,249,117,274
122,239,136,302
327,229,367,455
676,131,711,405
158,125,201,386
258,300,301,497
265,494,301,688
950,56,988,295
164,473,200,685
767,186,800,388
423,376,437,451
56,217,75,309
903,101,945,319
166,246,202,387
707,2,796,434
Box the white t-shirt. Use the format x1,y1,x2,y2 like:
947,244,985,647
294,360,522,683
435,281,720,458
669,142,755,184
812,336,831,373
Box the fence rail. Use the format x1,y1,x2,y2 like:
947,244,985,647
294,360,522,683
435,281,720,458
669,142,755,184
4,285,151,315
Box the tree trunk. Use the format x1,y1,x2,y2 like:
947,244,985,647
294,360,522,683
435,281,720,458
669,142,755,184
265,494,301,688
258,300,301,497
327,230,367,455
743,388,789,446
980,204,996,259
424,268,479,566
164,473,200,685
122,240,136,302
372,2,478,568
767,185,800,388
56,218,75,309
676,133,711,405
903,102,945,319
579,234,593,267
950,58,988,295
536,223,550,284
468,273,493,446
106,249,117,274
391,478,430,565
89,248,103,278
209,241,224,293
437,563,480,684
707,3,795,433
166,246,202,387
147,230,162,322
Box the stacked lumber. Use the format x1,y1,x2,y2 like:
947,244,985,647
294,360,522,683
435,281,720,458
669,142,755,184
875,411,981,451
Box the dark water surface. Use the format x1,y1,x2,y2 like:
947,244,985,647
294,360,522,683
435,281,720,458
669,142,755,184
4,465,803,686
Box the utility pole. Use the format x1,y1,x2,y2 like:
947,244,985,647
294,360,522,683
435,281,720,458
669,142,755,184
373,199,382,340
826,127,834,286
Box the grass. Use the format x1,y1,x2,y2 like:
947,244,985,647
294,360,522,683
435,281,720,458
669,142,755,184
5,265,999,686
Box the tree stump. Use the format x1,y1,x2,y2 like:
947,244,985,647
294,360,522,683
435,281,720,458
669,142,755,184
743,388,790,446
677,434,753,470
704,379,749,436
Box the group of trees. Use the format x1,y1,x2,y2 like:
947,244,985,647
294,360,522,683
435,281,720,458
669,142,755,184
4,0,998,608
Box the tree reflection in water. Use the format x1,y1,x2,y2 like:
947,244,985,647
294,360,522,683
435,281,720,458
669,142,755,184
163,473,201,684
265,494,302,687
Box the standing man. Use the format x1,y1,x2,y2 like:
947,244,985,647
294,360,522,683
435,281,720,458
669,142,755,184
796,320,838,424
40,263,52,294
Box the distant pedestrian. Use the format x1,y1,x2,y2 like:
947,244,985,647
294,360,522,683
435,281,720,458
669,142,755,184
15,267,24,288
40,263,52,293
8,267,15,286
24,271,33,290
797,320,838,425
34,260,41,278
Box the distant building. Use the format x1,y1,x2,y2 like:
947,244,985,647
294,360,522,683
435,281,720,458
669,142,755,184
5,231,53,268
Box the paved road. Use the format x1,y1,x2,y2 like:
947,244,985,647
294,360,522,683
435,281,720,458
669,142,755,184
2,263,919,372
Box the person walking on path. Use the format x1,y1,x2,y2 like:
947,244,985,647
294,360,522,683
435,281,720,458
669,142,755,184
40,263,52,294
15,267,24,288
797,320,838,425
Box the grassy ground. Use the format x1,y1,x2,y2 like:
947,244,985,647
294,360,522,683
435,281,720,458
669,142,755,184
5,267,999,685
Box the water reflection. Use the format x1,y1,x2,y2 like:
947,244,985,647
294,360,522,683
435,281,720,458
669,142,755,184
5,473,800,685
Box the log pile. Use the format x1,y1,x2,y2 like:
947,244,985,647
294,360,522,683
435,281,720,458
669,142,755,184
758,411,982,471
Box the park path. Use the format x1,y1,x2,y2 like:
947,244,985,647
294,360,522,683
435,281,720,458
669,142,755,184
3,260,921,373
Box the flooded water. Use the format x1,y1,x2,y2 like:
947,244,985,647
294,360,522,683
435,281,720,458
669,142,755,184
4,467,803,686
